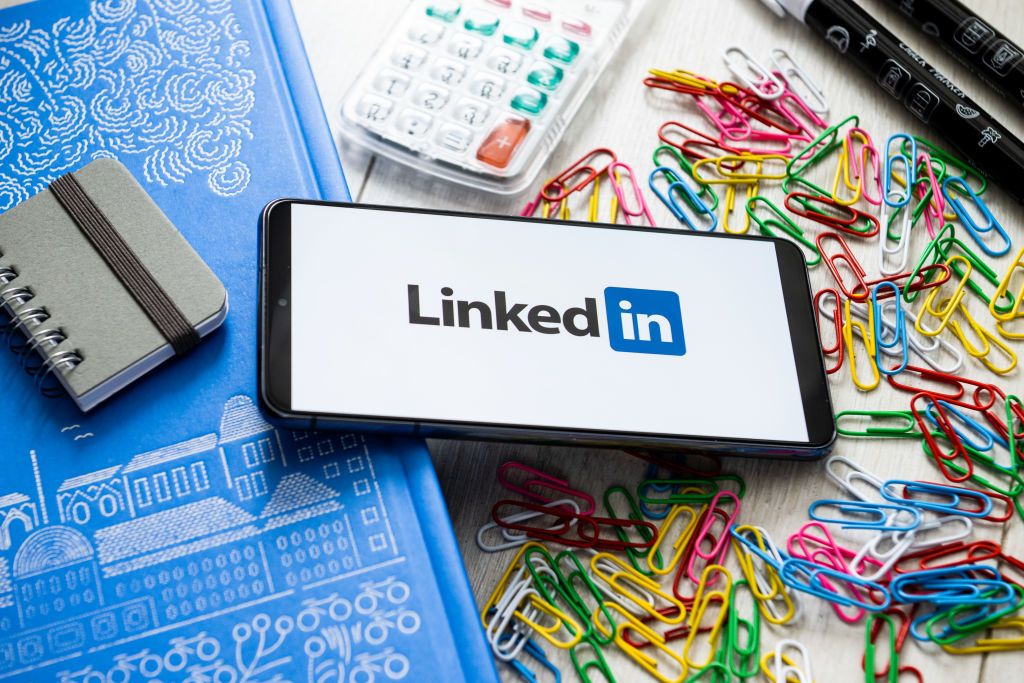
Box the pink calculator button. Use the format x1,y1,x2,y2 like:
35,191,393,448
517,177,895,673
476,116,530,168
522,5,551,21
486,0,512,7
562,17,591,37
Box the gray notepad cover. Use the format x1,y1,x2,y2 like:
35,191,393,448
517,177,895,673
0,158,227,405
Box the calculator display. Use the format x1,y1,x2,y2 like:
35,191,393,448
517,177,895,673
338,0,648,194
286,204,814,444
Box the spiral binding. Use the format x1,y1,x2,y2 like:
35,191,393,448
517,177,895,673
0,251,83,397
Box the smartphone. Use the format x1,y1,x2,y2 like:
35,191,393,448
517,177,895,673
260,201,835,459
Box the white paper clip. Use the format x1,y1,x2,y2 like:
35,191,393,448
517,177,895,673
771,48,829,114
722,46,785,100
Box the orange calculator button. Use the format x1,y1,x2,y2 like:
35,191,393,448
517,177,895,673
475,116,530,169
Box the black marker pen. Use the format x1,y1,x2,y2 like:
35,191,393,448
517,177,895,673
761,0,1024,204
881,0,1024,111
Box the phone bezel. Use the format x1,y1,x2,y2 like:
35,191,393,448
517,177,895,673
260,199,836,458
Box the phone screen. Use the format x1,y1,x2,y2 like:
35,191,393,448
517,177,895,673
282,203,820,444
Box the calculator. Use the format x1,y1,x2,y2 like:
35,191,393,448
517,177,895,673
338,0,648,194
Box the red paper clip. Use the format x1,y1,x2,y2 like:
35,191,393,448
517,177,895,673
497,461,595,515
785,192,880,237
817,232,950,302
814,288,845,374
910,393,972,482
540,148,617,202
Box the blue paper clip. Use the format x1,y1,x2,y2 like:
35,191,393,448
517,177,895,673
729,526,787,571
942,176,1012,257
808,499,920,531
500,633,562,683
649,166,718,231
871,281,908,375
883,133,916,208
880,479,993,518
780,557,892,611
890,564,1011,605
923,400,1006,453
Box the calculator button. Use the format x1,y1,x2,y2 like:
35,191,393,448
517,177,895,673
471,73,507,101
476,116,530,168
562,17,592,37
397,109,433,137
487,48,523,75
448,34,484,60
463,10,500,36
372,70,411,97
543,37,579,64
431,59,467,86
409,20,446,44
426,1,461,22
522,5,551,22
526,61,563,89
437,123,474,153
415,83,450,111
392,45,428,70
355,95,394,122
454,98,491,127
510,87,547,115
502,22,539,50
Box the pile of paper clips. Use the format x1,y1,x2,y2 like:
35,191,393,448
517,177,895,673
494,44,1024,682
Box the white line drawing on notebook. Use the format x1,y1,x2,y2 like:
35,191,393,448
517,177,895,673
0,397,421,681
0,0,255,212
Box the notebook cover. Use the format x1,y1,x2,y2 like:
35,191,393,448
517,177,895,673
0,1,496,681
0,158,228,407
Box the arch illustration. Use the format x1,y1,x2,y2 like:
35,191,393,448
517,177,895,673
12,526,95,579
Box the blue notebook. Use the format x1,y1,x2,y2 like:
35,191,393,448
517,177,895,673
0,1,496,681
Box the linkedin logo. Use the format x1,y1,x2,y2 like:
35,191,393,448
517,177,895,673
407,284,686,357
604,287,686,356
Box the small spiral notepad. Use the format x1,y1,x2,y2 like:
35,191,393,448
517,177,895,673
0,159,227,411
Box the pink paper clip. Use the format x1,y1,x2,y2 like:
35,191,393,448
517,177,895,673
497,461,595,515
914,152,944,239
770,74,828,133
684,491,741,584
608,161,655,226
787,522,881,623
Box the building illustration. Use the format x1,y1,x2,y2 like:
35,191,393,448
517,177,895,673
0,397,414,681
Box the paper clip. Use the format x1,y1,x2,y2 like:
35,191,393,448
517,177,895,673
943,298,1018,375
478,498,582,552
784,192,879,237
770,48,828,113
864,614,899,683
608,161,655,226
569,637,616,683
603,485,661,574
683,565,732,670
653,144,720,211
647,504,703,576
771,640,814,683
883,133,917,210
941,615,1024,654
990,245,1024,323
843,298,880,391
646,68,719,95
915,256,971,337
835,410,917,439
722,181,756,234
590,552,688,625
780,557,891,613
507,636,561,683
598,601,688,683
942,176,1011,257
691,154,788,183
726,579,761,679
521,180,564,218
871,282,907,376
882,480,993,518
808,499,920,532
925,400,1005,453
657,121,744,167
498,461,595,516
722,47,785,100
746,196,820,266
541,148,617,202
684,491,741,585
649,167,718,231
814,288,844,374
786,114,858,182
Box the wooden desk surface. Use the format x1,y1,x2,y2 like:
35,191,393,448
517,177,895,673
291,1,1023,681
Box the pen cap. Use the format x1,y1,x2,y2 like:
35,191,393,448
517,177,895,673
759,0,814,22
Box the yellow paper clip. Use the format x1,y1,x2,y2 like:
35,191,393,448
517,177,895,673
692,154,788,184
941,615,1024,653
723,181,756,234
760,650,816,683
647,68,719,94
843,299,879,391
647,504,703,576
514,591,584,649
991,246,1024,323
947,299,1018,375
682,564,732,670
599,601,689,683
916,255,972,337
731,525,799,625
590,552,687,625
481,541,545,627
831,133,864,206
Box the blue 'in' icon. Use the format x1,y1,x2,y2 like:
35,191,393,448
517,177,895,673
604,287,686,356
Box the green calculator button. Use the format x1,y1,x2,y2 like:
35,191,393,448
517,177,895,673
511,87,547,115
464,11,500,36
426,1,461,22
527,62,563,90
543,37,579,64
503,22,538,49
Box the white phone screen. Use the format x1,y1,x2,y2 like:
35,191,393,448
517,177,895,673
290,204,809,442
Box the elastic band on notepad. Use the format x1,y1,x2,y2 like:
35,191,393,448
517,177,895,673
49,172,200,354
